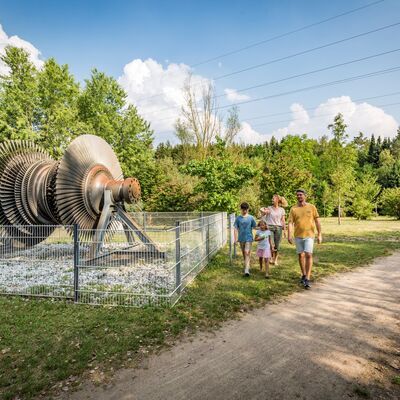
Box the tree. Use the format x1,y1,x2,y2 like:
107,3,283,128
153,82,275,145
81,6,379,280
380,187,400,219
319,181,335,217
261,135,316,206
352,132,369,167
146,157,199,211
77,69,126,143
117,105,156,200
36,58,84,157
182,156,257,213
330,165,355,224
323,114,357,224
328,113,347,144
367,134,381,167
175,77,241,158
351,172,380,220
377,149,400,189
0,46,38,140
77,70,156,199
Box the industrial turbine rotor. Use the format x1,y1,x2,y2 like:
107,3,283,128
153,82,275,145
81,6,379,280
0,134,154,257
55,135,140,230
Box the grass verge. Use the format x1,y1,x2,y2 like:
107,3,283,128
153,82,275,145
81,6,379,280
0,220,399,399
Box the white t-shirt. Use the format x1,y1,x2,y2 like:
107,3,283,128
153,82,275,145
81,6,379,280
256,229,271,250
264,206,285,227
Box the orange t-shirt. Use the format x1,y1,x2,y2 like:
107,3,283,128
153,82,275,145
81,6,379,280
288,203,319,238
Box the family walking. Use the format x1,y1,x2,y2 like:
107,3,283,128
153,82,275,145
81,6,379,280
233,189,322,289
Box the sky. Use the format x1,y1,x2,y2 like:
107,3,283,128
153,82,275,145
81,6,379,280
1,0,400,144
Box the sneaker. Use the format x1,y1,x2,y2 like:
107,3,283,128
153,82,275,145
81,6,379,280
265,274,270,279
244,272,250,277
304,279,311,289
300,275,306,284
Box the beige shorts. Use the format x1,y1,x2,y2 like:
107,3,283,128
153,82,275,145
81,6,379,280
239,242,252,252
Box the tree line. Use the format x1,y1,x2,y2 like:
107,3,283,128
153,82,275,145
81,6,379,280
1,46,399,220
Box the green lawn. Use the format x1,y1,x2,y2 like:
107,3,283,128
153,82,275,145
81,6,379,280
0,218,400,399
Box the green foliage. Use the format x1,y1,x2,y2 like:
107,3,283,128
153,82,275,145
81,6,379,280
262,135,316,205
0,46,38,140
183,156,257,213
1,220,400,400
36,58,83,156
380,188,400,219
351,172,380,220
146,157,199,211
1,45,399,216
317,181,335,217
0,47,155,201
328,112,347,144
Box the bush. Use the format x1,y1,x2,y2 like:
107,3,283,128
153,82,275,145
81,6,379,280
380,188,400,219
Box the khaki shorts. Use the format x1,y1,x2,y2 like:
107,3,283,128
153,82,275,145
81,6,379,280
239,242,252,252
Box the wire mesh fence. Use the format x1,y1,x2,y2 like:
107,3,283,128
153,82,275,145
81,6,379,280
0,225,74,298
0,212,230,307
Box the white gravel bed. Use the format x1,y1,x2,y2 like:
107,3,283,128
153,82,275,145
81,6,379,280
0,240,215,305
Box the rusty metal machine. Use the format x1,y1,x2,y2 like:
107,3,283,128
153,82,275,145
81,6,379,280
0,134,158,258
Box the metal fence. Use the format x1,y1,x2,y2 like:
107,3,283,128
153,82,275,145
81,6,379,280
0,212,228,307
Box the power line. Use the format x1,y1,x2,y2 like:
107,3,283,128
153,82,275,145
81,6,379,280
135,0,386,103
149,65,400,125
143,48,400,116
191,0,386,67
215,66,400,111
214,48,400,98
242,91,400,122
213,22,400,81
153,92,400,137
137,20,400,107
250,101,400,129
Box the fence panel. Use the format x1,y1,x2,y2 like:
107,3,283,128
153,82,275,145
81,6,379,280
0,225,74,298
0,212,228,307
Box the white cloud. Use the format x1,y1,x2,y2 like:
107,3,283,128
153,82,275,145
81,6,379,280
236,121,265,144
0,24,43,74
118,58,210,135
271,96,398,140
235,96,399,145
224,88,250,102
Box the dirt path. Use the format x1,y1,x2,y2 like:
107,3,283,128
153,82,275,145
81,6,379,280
62,253,400,400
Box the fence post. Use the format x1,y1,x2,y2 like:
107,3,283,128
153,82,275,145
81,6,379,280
232,213,237,259
175,221,181,294
221,212,225,247
73,224,79,303
228,213,233,265
206,216,210,261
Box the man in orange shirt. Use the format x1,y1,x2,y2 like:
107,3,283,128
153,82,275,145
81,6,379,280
287,189,322,289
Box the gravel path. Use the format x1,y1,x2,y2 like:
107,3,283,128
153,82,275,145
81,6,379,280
62,252,400,400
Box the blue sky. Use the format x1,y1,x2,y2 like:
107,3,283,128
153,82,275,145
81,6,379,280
1,0,400,143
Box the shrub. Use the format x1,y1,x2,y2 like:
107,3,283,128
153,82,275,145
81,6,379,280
380,188,400,219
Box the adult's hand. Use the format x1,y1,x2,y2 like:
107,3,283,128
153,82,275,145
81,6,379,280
288,236,293,245
317,234,322,244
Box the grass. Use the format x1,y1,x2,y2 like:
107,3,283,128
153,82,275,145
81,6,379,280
392,376,400,385
0,218,399,399
353,385,371,398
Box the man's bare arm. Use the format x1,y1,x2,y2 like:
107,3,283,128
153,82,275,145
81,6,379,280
287,222,294,244
315,217,322,244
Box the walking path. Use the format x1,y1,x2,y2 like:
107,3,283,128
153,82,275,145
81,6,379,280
63,253,400,400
